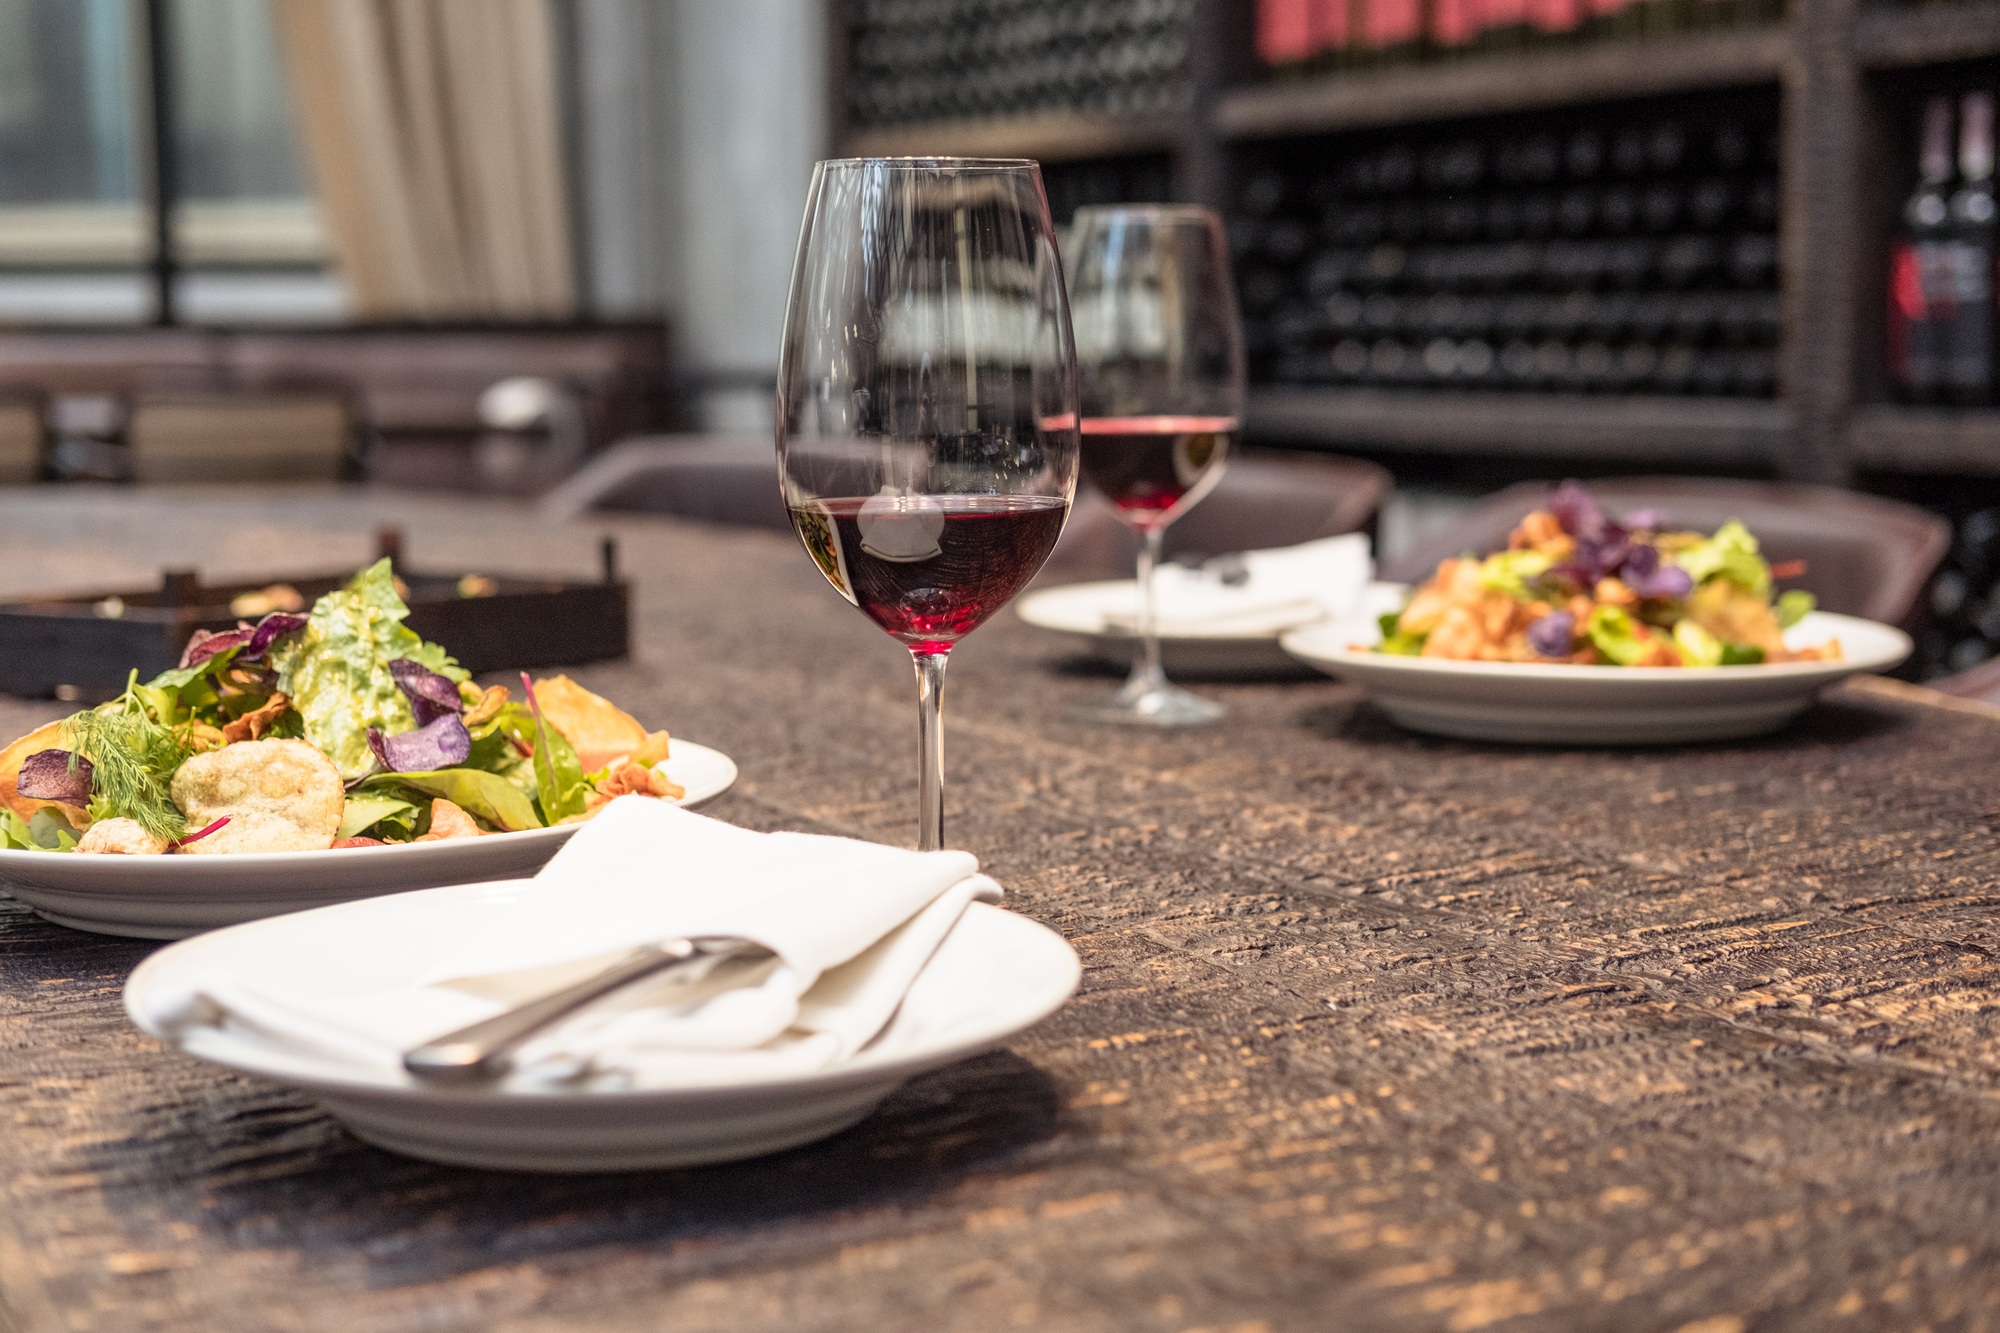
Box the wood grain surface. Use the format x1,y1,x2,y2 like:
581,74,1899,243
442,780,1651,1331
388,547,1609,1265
0,489,1996,1333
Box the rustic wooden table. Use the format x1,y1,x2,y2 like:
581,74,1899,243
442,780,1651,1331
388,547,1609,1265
0,487,1995,1333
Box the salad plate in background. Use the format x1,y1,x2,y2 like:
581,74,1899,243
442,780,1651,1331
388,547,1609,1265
0,559,735,937
1284,483,1912,744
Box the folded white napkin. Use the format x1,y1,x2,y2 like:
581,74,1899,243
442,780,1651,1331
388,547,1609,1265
1102,533,1373,636
142,798,1002,1090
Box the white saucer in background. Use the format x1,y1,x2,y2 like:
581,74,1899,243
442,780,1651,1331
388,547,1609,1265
1018,580,1407,678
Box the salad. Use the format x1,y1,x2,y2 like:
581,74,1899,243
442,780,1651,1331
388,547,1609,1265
1377,482,1840,668
0,559,680,856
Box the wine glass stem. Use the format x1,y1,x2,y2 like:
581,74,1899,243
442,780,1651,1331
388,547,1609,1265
912,649,950,851
1129,523,1167,695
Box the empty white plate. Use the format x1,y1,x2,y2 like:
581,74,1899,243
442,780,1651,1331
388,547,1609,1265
1018,579,1405,677
1282,612,1912,745
0,741,737,938
125,880,1080,1172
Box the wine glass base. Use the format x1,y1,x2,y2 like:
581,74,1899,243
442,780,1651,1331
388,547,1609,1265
1071,681,1225,727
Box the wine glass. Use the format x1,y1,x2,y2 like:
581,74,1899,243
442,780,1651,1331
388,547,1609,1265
1065,205,1246,726
777,158,1080,851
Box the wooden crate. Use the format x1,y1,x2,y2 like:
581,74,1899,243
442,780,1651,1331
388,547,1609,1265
0,561,629,701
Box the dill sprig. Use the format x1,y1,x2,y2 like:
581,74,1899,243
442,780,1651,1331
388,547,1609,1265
61,695,190,842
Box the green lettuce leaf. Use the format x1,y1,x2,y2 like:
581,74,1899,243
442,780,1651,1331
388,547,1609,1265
1585,605,1650,666
1478,549,1555,599
1776,589,1815,629
26,807,78,851
266,559,467,780
1720,642,1766,666
0,808,36,851
1671,618,1723,668
1671,520,1771,600
336,792,420,841
521,676,590,824
358,768,541,832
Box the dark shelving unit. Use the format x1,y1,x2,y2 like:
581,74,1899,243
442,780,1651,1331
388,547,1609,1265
829,0,2000,486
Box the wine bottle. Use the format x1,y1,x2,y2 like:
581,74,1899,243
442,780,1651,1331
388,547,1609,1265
1946,92,1997,405
1891,97,1956,403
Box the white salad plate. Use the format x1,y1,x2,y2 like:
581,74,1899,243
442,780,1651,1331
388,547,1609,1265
1282,612,1912,745
0,741,737,939
125,881,1080,1172
1017,579,1406,677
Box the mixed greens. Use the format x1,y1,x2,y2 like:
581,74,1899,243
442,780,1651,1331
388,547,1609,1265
1377,482,1837,668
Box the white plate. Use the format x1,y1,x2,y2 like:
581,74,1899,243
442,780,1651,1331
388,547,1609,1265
0,741,738,939
125,883,1080,1172
1281,612,1912,745
1017,579,1406,677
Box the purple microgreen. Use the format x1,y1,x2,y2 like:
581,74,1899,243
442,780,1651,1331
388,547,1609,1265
1527,611,1574,659
389,658,463,726
367,714,472,773
169,816,229,850
245,611,308,659
1620,507,1664,531
17,749,93,806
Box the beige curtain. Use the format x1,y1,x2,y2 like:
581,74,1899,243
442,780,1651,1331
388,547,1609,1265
269,0,577,320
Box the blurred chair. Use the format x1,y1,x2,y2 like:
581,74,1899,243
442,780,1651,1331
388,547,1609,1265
128,392,355,484
473,375,589,492
1927,657,2000,705
1040,448,1394,581
1380,477,1949,628
0,392,45,484
539,434,786,528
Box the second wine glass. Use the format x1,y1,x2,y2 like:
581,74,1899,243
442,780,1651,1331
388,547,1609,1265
1065,205,1247,726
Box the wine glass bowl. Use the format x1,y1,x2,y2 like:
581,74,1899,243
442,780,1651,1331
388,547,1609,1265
778,158,1079,849
1065,204,1247,725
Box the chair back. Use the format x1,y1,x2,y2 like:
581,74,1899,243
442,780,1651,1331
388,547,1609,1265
1379,477,1949,628
0,393,44,485
1043,448,1393,580
538,435,788,529
128,392,355,484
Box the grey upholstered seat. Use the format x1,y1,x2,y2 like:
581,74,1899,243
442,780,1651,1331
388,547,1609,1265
539,435,788,529
1041,448,1393,581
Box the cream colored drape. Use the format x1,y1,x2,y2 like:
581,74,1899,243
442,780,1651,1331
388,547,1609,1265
269,0,577,320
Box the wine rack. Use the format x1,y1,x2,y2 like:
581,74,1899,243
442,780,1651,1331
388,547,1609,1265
1234,91,1782,401
827,0,2000,485
845,0,1195,129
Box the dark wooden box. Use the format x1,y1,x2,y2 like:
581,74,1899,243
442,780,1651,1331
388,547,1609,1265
0,558,629,701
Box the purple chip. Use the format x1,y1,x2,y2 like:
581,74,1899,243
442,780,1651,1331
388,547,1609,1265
179,626,255,670
1527,611,1574,659
1619,544,1694,600
367,714,472,772
17,749,92,806
388,659,463,726
176,611,307,671
1546,480,1609,543
245,612,308,659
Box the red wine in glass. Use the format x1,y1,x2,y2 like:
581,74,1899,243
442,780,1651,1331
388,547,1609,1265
1080,415,1236,525
790,494,1069,656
